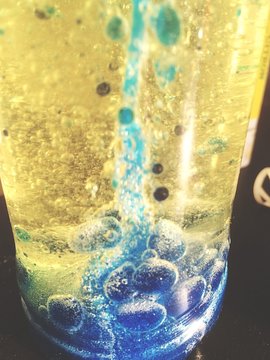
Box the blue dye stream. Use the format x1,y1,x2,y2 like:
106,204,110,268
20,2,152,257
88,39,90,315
113,0,151,262
21,2,228,360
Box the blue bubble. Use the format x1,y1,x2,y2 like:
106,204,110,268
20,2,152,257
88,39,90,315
107,16,125,41
148,219,185,262
70,216,122,252
133,259,179,294
156,6,180,46
117,300,167,331
165,276,206,318
104,262,135,301
47,295,84,332
14,225,31,242
119,107,134,125
154,62,177,87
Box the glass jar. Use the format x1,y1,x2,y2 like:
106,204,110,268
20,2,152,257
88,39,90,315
0,1,269,359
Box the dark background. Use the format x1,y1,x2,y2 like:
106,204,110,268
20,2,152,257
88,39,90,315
1,77,270,360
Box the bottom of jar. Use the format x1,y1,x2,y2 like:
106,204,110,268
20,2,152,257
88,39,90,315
22,263,227,360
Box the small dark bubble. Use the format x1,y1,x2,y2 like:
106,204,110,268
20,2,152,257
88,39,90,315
96,82,111,96
35,9,49,20
2,129,9,137
152,163,164,175
174,124,184,136
57,110,62,114
76,18,82,25
109,62,119,71
197,46,202,50
153,187,169,201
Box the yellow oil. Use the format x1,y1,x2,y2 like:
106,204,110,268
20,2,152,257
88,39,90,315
0,1,269,306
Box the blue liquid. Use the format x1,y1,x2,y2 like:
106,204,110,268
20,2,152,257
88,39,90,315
22,227,228,359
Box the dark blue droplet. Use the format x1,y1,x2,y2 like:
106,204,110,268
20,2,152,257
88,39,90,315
119,107,134,125
153,187,169,201
47,295,84,331
117,300,167,331
152,163,164,175
165,276,206,318
156,6,180,46
96,82,111,96
104,262,135,301
148,219,185,262
133,259,178,293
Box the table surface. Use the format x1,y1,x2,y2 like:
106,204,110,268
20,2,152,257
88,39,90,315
1,79,270,360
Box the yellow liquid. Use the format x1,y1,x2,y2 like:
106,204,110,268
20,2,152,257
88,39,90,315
0,0,269,313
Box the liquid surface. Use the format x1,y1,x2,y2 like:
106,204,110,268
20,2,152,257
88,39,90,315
0,1,269,359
